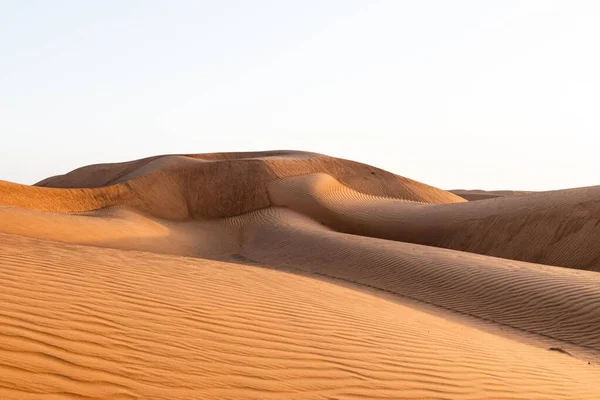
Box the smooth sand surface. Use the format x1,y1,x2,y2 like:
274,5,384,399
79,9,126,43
269,173,600,271
450,189,535,201
1,151,600,399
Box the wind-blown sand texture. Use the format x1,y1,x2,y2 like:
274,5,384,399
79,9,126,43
1,151,600,399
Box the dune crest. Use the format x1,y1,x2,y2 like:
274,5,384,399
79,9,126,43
1,151,463,220
2,151,600,399
269,173,600,271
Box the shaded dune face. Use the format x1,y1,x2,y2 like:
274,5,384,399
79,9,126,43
10,151,600,271
269,173,600,271
2,150,600,399
1,151,464,220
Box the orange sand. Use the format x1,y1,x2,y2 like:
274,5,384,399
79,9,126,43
1,151,599,399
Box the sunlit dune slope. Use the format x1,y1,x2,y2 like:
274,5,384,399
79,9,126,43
269,173,600,271
2,151,461,220
2,151,600,399
1,232,599,400
3,151,600,268
2,151,600,270
3,202,600,355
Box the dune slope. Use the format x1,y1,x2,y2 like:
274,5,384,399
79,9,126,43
1,233,599,400
8,151,600,269
268,173,600,271
3,203,600,354
2,150,600,399
3,151,461,220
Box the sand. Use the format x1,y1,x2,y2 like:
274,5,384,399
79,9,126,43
1,151,599,399
450,189,535,201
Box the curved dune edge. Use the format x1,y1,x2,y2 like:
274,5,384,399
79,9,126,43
34,150,320,188
2,204,600,356
236,207,600,353
7,149,600,270
269,173,600,271
1,232,599,400
1,151,463,220
3,151,600,398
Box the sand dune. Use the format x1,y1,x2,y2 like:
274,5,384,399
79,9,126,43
1,152,462,221
236,207,600,351
1,233,599,399
269,173,600,271
451,189,535,201
4,204,600,352
1,151,600,398
9,152,599,269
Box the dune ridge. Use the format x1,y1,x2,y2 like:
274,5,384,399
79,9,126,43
1,233,599,399
269,173,600,271
5,151,461,220
7,152,600,270
4,196,600,352
2,150,600,398
4,199,600,354
235,207,600,352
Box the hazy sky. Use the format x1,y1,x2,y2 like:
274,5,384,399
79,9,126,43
2,1,599,190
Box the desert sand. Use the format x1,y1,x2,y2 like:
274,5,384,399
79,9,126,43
450,189,535,201
1,150,600,399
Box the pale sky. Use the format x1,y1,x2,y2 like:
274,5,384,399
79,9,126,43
1,1,599,190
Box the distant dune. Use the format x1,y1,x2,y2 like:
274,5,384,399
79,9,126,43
1,151,463,220
269,174,600,271
1,150,600,399
451,189,536,201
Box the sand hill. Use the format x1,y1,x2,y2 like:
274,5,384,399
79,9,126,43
1,150,600,399
450,189,535,201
